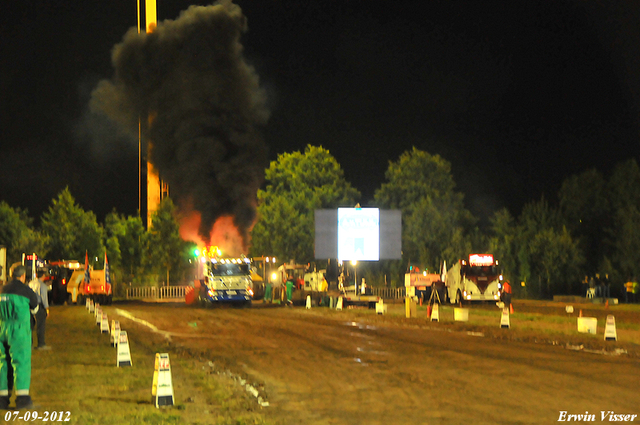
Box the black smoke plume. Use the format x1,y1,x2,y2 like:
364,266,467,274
91,1,268,245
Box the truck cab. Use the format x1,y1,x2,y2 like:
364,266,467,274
446,254,502,304
198,253,253,306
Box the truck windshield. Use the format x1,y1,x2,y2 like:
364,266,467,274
210,263,250,276
466,265,499,277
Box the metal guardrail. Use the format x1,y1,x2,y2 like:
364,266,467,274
370,287,405,299
125,286,187,300
126,285,402,300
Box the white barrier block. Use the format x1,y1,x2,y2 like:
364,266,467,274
454,308,469,322
117,331,132,367
405,297,417,318
110,320,121,347
500,307,510,329
152,353,175,407
577,317,597,334
431,303,439,322
86,298,91,311
100,314,110,333
566,306,574,314
336,297,343,311
89,300,94,313
604,315,618,341
306,295,311,309
376,300,387,315
95,308,102,326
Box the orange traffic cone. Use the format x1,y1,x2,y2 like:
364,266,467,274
579,309,583,318
605,300,609,309
509,303,514,314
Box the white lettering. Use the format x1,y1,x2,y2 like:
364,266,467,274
602,411,611,421
559,411,567,421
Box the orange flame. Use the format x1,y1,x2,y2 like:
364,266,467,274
179,211,247,257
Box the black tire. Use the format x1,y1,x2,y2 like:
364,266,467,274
455,290,462,305
76,294,84,306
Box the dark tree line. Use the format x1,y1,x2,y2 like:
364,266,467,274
0,188,194,294
3,148,639,299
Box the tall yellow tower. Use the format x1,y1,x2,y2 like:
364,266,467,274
139,0,168,229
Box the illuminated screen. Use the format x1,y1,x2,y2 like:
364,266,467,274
314,209,401,260
469,254,494,266
338,208,379,261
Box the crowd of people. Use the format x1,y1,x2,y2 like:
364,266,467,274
582,274,638,303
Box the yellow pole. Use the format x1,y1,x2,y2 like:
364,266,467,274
143,0,163,229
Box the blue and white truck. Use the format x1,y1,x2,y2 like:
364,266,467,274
195,247,253,307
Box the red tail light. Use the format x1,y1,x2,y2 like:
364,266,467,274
62,278,66,286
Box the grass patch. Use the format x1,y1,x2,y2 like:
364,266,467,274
28,306,276,425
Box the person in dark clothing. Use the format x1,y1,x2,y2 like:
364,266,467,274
501,280,512,309
0,265,39,410
28,270,50,350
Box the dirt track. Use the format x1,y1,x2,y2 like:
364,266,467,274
103,301,640,425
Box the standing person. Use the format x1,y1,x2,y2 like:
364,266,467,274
264,279,272,304
285,275,294,305
28,270,50,350
625,280,634,303
0,265,39,410
501,280,512,310
603,274,611,299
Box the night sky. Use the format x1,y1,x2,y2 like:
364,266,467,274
2,1,640,228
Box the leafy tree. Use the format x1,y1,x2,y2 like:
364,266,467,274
605,159,640,284
513,197,583,298
488,208,518,283
146,198,191,286
607,205,640,283
41,188,104,264
250,145,360,263
105,210,149,286
558,169,608,276
374,147,475,270
607,159,640,212
528,226,583,298
0,201,46,264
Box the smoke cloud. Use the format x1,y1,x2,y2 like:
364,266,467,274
90,1,268,246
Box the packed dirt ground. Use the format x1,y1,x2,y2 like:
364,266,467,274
92,299,639,425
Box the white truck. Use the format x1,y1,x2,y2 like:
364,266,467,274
446,254,503,304
195,247,253,306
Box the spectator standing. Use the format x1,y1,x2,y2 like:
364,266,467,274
501,280,512,310
603,274,611,299
0,265,39,410
28,270,50,350
625,280,634,303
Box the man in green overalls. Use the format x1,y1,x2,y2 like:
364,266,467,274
0,265,39,410
285,276,294,305
264,280,272,303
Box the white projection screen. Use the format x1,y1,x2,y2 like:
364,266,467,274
314,209,402,260
338,207,379,261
